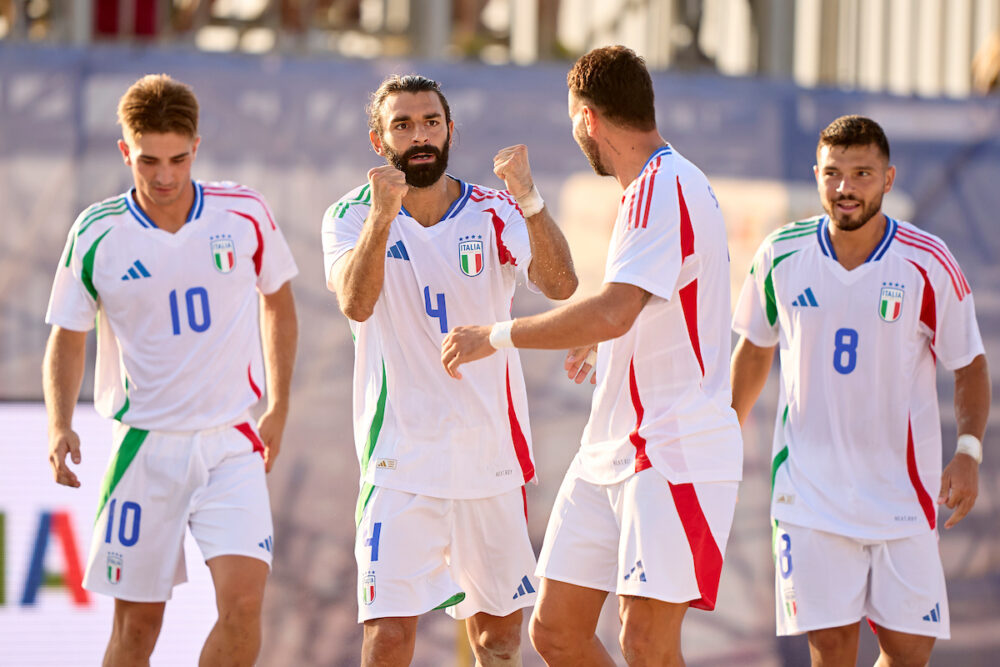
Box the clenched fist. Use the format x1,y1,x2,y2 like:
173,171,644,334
493,145,534,202
368,165,408,223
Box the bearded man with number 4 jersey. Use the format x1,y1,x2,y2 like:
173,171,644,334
442,46,742,666
731,115,990,667
321,74,576,666
43,74,298,666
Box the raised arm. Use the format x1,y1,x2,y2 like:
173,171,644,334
493,145,578,300
257,281,298,473
441,281,648,379
730,335,777,426
331,166,408,321
43,326,88,487
939,353,990,528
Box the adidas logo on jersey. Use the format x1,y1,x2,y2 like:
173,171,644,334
791,287,818,307
923,602,941,623
512,575,536,600
386,240,410,260
258,536,273,553
120,260,151,281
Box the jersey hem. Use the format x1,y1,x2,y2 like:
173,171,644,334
363,477,532,501
604,272,676,302
771,515,938,542
731,323,778,349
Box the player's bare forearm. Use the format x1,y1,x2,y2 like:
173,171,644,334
42,326,87,487
260,281,298,415
511,281,647,348
730,336,776,426
524,208,578,300
332,217,393,321
954,353,990,441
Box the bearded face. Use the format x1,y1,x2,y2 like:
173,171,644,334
383,137,450,188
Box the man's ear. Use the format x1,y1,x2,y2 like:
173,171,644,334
370,129,385,157
118,139,131,165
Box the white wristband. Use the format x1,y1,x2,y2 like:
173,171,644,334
489,320,515,349
516,185,544,218
956,434,983,464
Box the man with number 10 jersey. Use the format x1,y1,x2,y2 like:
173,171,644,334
43,74,298,666
322,74,577,666
731,115,989,666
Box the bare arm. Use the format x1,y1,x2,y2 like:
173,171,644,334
257,281,298,473
730,335,776,426
441,282,649,379
939,353,990,528
42,326,87,487
330,166,408,321
493,145,578,300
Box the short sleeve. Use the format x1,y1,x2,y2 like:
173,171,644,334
45,223,99,331
731,262,779,347
321,193,368,287
929,254,985,371
492,195,539,291
255,199,299,295
604,184,682,300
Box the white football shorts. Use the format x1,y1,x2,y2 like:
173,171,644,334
774,521,949,638
83,417,273,602
355,485,538,622
536,466,738,610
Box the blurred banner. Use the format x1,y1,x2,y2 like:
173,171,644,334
1,45,998,665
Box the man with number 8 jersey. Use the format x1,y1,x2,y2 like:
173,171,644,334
731,116,989,666
321,75,576,665
43,74,298,666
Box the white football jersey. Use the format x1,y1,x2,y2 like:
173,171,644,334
733,215,984,539
573,146,743,486
45,181,298,431
322,178,538,501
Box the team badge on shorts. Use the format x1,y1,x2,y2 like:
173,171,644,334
458,236,484,277
107,552,124,585
362,570,376,605
210,235,237,273
878,283,904,322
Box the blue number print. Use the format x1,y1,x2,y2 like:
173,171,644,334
424,286,448,333
778,533,793,579
104,499,141,547
169,287,212,334
832,327,858,374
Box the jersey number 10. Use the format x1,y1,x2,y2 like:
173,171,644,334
169,287,212,335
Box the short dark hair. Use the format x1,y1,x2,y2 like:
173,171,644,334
367,74,452,137
818,115,890,161
117,74,199,140
567,45,656,131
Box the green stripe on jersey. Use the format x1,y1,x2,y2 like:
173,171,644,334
770,445,788,491
113,378,131,422
765,219,820,244
81,228,113,300
764,251,798,326
334,184,371,220
78,198,128,237
355,361,387,525
433,592,466,610
94,427,149,525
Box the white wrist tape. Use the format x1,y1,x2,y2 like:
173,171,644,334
585,349,598,366
956,434,983,464
489,320,515,349
516,185,544,218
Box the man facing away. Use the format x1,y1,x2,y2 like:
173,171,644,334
730,115,990,666
43,74,299,666
321,74,577,666
441,46,743,666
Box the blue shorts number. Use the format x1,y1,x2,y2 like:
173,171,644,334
778,532,793,579
424,286,448,333
170,287,212,334
832,327,858,374
104,499,142,547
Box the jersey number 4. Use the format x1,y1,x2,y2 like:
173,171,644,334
424,286,448,334
169,287,212,335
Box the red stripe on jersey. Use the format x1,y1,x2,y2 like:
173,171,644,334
899,227,970,293
896,230,968,299
205,187,276,230
677,178,705,376
228,209,264,275
487,208,516,266
628,358,652,473
907,259,937,357
667,481,724,611
640,159,659,229
248,364,262,400
630,179,645,229
235,421,266,459
506,363,535,483
906,418,936,529
521,486,528,522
